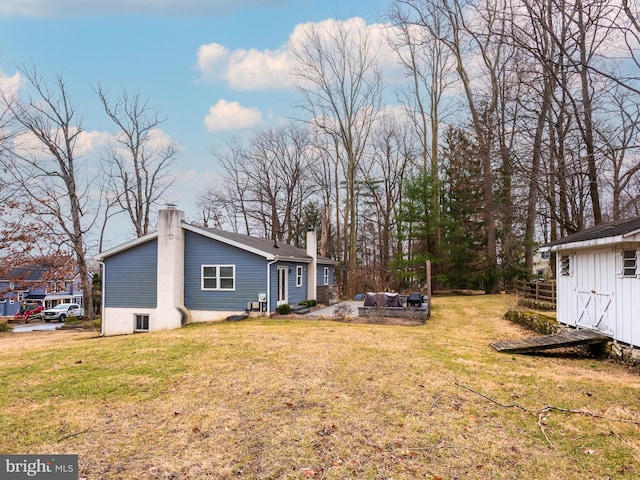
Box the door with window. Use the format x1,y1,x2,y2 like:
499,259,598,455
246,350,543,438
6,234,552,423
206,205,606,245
277,267,288,306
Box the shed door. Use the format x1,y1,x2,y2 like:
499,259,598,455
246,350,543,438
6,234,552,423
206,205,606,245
575,250,613,334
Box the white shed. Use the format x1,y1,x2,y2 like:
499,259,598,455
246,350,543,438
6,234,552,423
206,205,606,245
548,217,640,349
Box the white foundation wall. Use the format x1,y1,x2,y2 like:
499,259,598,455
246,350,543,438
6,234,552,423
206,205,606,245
103,307,188,335
188,310,237,323
102,307,155,336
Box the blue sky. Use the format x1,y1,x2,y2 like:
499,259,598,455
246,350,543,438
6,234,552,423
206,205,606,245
0,0,395,248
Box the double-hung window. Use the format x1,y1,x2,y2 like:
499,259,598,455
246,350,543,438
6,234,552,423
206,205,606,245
202,265,235,290
323,267,329,285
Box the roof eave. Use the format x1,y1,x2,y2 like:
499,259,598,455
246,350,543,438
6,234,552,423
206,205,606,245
96,232,158,260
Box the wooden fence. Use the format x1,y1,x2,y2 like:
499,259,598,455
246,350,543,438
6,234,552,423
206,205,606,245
508,279,557,305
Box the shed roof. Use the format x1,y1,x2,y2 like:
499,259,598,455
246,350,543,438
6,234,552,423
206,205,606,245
547,216,640,250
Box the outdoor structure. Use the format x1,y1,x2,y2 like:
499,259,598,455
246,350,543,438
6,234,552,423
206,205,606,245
357,291,429,321
0,266,87,317
97,207,338,336
548,216,640,349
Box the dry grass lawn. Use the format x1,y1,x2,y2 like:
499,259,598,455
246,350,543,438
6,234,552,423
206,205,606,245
1,294,639,479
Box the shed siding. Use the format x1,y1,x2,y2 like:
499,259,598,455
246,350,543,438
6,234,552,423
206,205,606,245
184,230,268,312
104,240,158,308
556,245,640,348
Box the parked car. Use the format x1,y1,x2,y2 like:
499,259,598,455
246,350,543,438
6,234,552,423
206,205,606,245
43,303,85,322
13,302,44,322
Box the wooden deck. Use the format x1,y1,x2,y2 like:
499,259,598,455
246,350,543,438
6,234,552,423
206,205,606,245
491,329,609,354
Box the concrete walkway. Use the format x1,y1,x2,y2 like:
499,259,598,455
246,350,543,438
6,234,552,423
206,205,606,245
307,301,362,317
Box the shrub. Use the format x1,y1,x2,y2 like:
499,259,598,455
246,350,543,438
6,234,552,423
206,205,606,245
277,304,291,315
0,322,12,333
518,298,556,311
65,316,82,325
504,309,557,335
300,299,317,308
333,303,353,320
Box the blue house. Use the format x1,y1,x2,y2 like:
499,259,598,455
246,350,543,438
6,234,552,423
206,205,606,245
0,265,86,317
97,207,338,335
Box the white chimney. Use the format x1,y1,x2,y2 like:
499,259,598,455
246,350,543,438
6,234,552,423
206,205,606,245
155,207,186,330
306,227,317,301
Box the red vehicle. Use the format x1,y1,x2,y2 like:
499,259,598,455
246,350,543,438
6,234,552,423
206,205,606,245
13,302,45,322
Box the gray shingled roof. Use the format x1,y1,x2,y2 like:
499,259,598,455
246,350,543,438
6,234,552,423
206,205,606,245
547,216,640,247
192,225,338,265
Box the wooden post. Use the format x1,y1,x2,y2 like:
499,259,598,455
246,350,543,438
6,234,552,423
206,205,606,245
426,260,432,316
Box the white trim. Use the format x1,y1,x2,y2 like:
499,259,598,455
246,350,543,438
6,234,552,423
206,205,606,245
201,265,236,291
97,232,158,260
296,266,303,287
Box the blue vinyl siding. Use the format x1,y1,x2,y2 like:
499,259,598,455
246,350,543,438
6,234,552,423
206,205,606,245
104,240,157,308
317,263,335,286
269,262,308,307
184,231,268,311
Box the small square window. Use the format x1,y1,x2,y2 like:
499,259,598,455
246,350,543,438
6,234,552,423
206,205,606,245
623,249,637,277
135,314,149,331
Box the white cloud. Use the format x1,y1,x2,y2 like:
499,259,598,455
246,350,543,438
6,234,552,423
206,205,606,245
0,69,23,97
204,99,263,132
0,0,289,17
197,16,406,92
197,43,292,91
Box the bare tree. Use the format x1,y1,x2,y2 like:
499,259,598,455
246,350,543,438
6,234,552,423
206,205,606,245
388,1,456,258
290,18,384,297
96,86,179,238
0,67,97,319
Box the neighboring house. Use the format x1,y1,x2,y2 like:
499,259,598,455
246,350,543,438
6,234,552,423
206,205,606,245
97,207,338,336
532,246,552,278
548,216,640,349
0,265,86,317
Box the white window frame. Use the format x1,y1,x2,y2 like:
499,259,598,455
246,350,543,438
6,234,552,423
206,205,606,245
134,313,149,332
201,265,236,291
323,267,329,285
296,266,303,287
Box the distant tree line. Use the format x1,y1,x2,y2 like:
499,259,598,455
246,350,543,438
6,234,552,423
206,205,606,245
2,0,639,305
197,0,640,297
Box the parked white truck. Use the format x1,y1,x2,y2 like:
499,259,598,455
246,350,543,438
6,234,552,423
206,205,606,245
43,303,85,322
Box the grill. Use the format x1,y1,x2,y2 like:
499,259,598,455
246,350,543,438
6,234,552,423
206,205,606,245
407,292,424,307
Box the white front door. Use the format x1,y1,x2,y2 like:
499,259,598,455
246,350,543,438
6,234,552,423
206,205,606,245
277,267,288,306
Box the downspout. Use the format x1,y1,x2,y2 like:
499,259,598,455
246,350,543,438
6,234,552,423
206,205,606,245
98,261,105,337
266,256,279,314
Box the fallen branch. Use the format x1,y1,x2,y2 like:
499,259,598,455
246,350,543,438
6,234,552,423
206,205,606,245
455,381,640,452
57,429,89,443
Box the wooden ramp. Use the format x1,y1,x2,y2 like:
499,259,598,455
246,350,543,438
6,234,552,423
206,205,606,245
491,329,609,354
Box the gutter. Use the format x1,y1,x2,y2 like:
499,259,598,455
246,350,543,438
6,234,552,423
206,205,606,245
98,261,105,337
266,256,278,314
